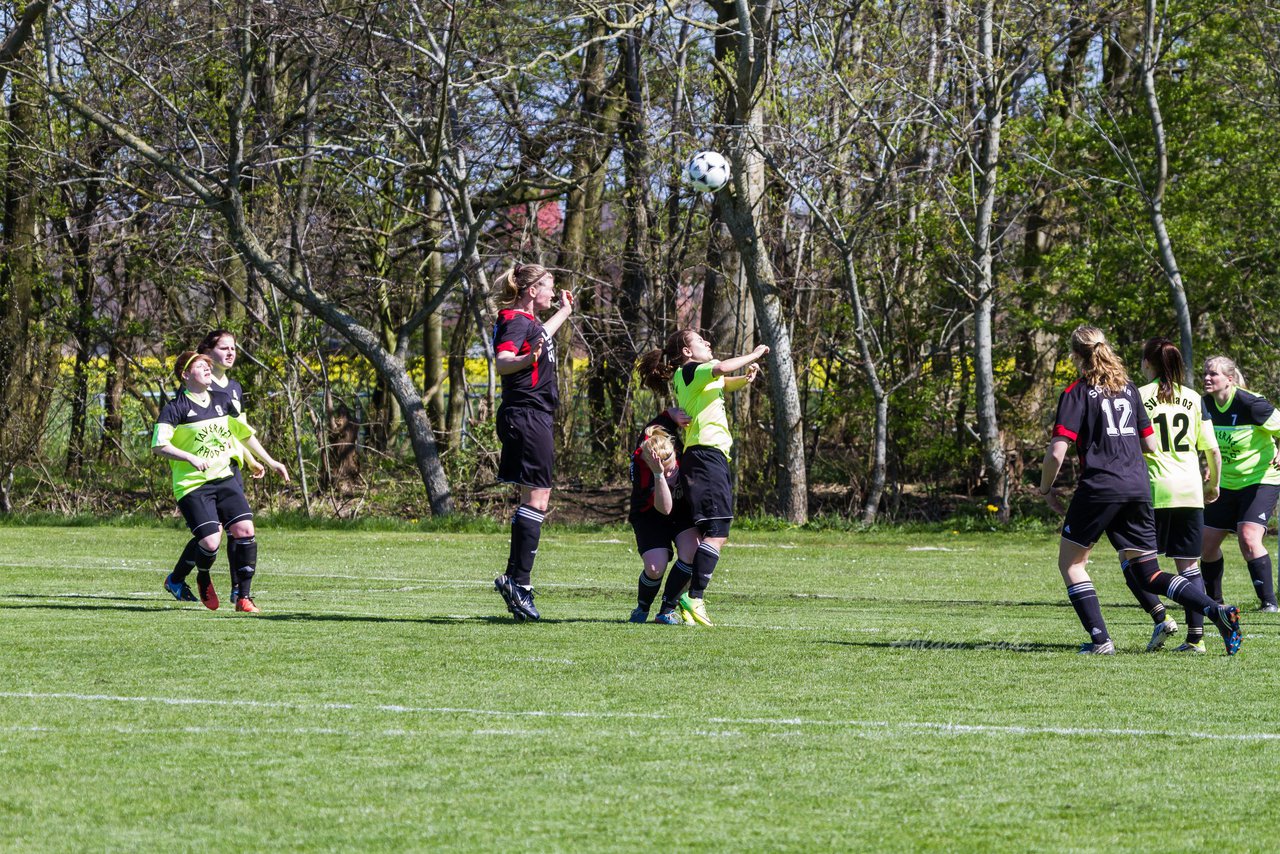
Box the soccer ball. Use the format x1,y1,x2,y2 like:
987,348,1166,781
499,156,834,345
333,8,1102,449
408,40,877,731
686,150,730,193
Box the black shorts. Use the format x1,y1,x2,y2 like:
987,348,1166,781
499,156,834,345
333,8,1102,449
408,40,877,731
176,476,253,537
682,446,733,538
497,406,554,490
1154,506,1203,559
630,498,696,557
1062,497,1156,553
1203,483,1280,532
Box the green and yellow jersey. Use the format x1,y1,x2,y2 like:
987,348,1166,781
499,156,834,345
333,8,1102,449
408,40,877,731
1140,381,1217,508
152,388,256,500
1204,388,1280,490
674,361,732,459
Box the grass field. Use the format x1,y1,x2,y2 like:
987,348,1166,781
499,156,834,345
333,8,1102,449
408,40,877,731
3,524,1280,851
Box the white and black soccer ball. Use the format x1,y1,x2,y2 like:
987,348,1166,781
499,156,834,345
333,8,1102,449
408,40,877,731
686,150,730,193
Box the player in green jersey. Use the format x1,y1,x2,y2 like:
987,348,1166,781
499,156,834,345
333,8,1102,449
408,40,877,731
1200,355,1280,612
1124,338,1221,653
152,351,287,613
638,331,768,626
197,329,290,604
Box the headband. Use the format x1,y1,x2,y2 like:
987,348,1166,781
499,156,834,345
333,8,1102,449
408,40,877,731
182,353,203,374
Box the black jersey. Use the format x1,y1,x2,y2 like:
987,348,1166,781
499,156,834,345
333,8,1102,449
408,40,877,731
493,309,558,412
628,412,684,520
1052,379,1154,501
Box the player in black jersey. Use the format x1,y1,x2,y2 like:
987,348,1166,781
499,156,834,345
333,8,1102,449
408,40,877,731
1199,355,1280,613
1039,327,1241,654
197,329,290,606
627,411,698,623
490,262,574,621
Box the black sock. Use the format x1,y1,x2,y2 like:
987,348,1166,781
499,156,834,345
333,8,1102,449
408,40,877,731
1180,565,1206,643
1130,555,1220,619
689,542,721,599
1246,554,1276,605
1121,558,1164,622
660,560,693,611
1202,556,1225,604
637,572,661,610
507,505,544,587
172,538,203,582
1066,580,1110,645
230,536,257,599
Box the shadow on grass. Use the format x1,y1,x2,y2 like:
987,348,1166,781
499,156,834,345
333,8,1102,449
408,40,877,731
0,597,617,626
817,638,1080,653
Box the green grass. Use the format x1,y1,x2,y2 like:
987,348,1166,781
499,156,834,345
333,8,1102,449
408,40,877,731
2,526,1279,851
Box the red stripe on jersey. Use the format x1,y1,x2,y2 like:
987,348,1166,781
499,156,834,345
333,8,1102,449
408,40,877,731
1140,424,1154,438
1053,424,1078,441
1063,379,1080,395
496,341,519,354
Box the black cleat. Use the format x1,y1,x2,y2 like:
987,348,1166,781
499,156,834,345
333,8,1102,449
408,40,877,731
494,575,526,622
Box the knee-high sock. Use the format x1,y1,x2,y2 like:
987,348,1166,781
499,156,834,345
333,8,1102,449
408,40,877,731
1246,554,1276,605
173,538,217,582
506,505,544,587
660,559,693,610
689,542,721,599
1131,555,1221,619
1201,556,1225,604
637,572,662,610
229,536,258,599
1121,558,1166,623
1066,580,1110,645
1179,564,1206,643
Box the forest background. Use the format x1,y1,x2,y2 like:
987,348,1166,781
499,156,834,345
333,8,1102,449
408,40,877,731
2,0,1277,526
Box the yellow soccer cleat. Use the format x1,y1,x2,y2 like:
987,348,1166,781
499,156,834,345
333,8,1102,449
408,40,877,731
678,593,713,627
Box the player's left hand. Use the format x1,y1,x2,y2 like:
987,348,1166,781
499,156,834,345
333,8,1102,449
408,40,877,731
1204,483,1219,504
271,460,291,483
249,460,266,479
666,407,691,428
744,363,761,383
1044,489,1066,516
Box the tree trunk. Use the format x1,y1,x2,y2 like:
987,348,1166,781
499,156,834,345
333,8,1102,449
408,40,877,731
1141,0,1193,382
713,0,808,523
972,0,1006,515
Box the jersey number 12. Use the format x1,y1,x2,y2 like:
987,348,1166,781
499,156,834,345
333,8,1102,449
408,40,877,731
1100,398,1136,437
1151,412,1191,452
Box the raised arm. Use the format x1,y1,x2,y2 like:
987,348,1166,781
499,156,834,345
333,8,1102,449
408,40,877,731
712,344,769,377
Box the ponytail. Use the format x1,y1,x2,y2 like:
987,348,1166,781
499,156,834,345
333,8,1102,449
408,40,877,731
637,330,697,395
493,262,549,308
1141,337,1185,404
1070,325,1129,394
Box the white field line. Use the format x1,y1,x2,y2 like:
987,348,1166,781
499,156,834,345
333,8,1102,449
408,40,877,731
3,690,1279,743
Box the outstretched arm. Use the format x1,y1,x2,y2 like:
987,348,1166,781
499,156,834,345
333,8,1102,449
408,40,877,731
244,435,290,482
712,344,769,377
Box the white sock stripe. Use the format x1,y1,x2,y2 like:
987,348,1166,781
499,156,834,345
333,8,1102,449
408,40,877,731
1181,567,1202,577
1066,582,1095,595
639,574,660,587
698,543,721,557
1167,576,1186,596
514,508,546,523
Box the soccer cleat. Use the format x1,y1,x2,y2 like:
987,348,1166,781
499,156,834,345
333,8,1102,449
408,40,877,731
1077,640,1115,655
654,611,683,625
679,607,695,626
196,574,219,611
678,594,713,627
164,573,197,602
493,575,526,622
628,606,650,624
235,596,260,614
1209,604,1242,655
1146,617,1178,652
1173,640,1206,653
1259,602,1278,613
511,585,540,621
